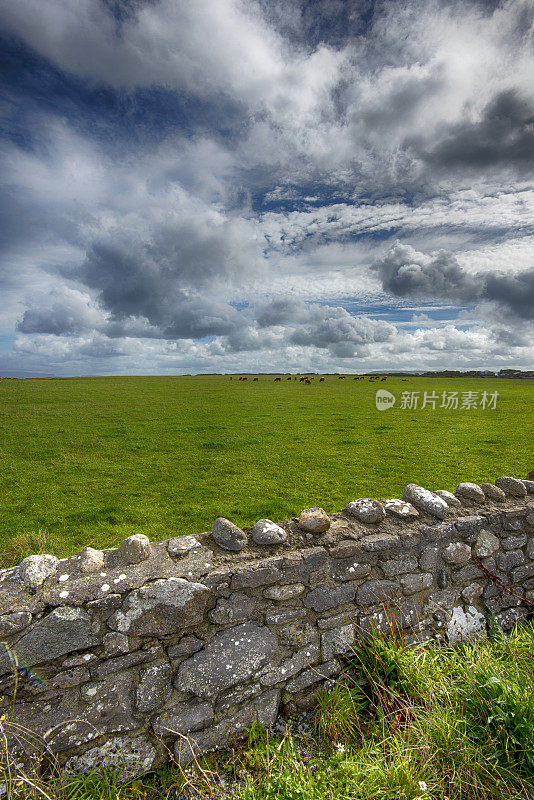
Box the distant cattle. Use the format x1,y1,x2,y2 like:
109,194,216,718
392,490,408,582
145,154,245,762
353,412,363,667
299,377,305,382
253,378,258,381
274,377,281,382
286,377,292,381
381,377,387,381
305,379,311,384
338,375,346,379
319,377,325,382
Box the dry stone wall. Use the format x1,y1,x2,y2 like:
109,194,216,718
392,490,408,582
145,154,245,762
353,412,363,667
1,475,533,781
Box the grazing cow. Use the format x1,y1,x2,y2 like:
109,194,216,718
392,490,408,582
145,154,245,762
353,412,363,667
286,377,292,381
243,377,248,381
319,377,325,382
338,375,346,379
253,377,258,381
274,377,281,382
402,378,409,381
305,379,311,384
299,377,305,382
381,377,387,381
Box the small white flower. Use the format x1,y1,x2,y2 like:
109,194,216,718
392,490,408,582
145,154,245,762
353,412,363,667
418,781,428,793
335,743,346,754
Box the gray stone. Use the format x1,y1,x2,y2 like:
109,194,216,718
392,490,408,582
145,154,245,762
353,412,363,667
443,543,471,565
152,698,214,737
381,556,418,578
455,516,484,538
447,606,486,643
103,632,129,657
48,674,141,751
433,490,461,507
456,483,485,502
117,534,151,564
462,583,483,604
474,531,500,558
167,536,200,558
251,519,288,545
502,534,527,550
208,593,256,625
174,690,279,765
231,564,282,590
419,547,440,570
286,660,340,693
383,499,419,519
495,550,524,573
522,480,534,494
401,573,433,594
212,517,247,551
360,533,400,552
167,635,204,659
402,484,448,519
527,539,534,559
108,578,211,635
261,643,320,686
502,514,524,532
136,663,172,712
263,583,305,601
64,736,156,782
479,483,506,502
332,558,371,581
86,594,122,610
321,625,355,660
344,499,386,524
303,583,355,612
298,508,330,533
49,666,90,689
359,599,418,636
215,682,262,712
264,608,307,625
493,606,529,630
0,607,96,674
511,563,534,583
19,554,59,591
91,645,161,679
482,582,522,614
78,547,105,574
62,652,97,668
494,476,527,498
175,623,277,697
419,522,455,542
356,580,400,606
298,548,329,577
0,610,32,636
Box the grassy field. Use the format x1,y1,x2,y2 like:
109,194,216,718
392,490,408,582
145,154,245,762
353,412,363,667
0,375,532,564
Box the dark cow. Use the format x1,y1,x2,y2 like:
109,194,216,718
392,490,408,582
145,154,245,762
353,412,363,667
253,378,258,381
274,377,281,382
319,377,325,382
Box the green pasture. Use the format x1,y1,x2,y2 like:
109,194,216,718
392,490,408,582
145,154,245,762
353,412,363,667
0,375,532,564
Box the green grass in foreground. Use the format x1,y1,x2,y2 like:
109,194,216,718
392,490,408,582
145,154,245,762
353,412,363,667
0,375,532,564
3,623,534,800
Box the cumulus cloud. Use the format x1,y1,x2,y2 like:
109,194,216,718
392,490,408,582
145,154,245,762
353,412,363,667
373,242,534,319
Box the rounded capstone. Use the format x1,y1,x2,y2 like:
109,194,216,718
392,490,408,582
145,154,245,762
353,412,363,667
455,482,485,502
79,546,105,574
117,534,151,564
433,490,461,508
345,498,386,524
403,484,449,519
298,508,330,533
167,536,199,557
479,483,506,501
19,554,59,591
212,518,247,551
494,476,527,498
383,499,419,519
251,519,288,545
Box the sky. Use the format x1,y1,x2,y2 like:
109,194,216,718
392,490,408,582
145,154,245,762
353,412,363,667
0,0,533,377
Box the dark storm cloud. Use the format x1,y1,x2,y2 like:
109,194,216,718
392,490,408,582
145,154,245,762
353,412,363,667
255,297,309,327
421,90,534,171
373,243,534,319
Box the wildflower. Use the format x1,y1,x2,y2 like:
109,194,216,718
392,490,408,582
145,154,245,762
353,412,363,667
0,714,5,721
335,743,346,754
418,781,428,792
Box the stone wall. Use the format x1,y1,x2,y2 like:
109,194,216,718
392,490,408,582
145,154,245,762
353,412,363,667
0,475,533,780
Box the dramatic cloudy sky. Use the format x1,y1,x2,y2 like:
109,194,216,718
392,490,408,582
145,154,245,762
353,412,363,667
1,0,533,376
